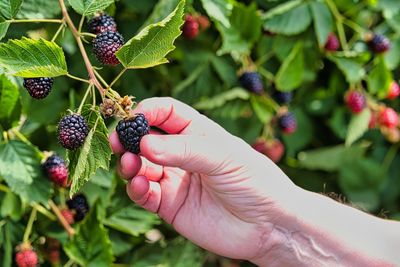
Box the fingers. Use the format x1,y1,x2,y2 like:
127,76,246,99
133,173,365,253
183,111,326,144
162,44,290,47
118,152,142,179
109,131,125,155
126,176,161,213
141,134,232,175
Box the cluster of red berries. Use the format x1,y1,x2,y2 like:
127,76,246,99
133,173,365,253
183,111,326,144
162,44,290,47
182,14,210,39
89,13,125,65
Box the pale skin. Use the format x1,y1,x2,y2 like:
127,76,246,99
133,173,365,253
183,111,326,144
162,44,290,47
109,97,400,266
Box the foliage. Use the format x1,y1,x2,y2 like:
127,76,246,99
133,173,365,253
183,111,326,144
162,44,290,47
0,0,400,266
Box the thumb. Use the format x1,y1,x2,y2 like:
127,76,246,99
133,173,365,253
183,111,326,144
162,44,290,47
140,134,233,175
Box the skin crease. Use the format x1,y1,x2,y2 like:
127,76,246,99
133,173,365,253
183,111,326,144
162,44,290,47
109,97,399,266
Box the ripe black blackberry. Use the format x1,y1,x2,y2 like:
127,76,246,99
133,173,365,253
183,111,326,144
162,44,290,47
67,194,89,222
278,112,297,134
239,72,264,95
93,31,124,65
23,77,54,99
116,114,150,154
87,13,117,34
42,155,68,187
368,34,390,53
273,91,293,104
57,114,89,150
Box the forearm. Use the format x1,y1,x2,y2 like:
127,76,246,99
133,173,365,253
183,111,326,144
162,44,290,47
253,187,400,266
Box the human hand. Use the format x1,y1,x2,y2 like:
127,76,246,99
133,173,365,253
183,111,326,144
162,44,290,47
109,97,298,263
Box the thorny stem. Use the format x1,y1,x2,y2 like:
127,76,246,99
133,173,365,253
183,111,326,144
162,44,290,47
7,19,63,24
48,199,75,237
67,73,91,84
58,0,104,95
23,207,37,242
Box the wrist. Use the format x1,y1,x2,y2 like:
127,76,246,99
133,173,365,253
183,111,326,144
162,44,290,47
252,187,398,267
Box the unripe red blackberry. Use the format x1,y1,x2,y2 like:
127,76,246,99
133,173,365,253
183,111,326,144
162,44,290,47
324,33,340,51
116,114,150,154
93,31,124,65
183,15,199,39
61,208,75,225
387,81,400,100
252,139,285,163
278,112,297,134
378,107,399,129
57,114,89,150
42,154,68,187
87,13,117,34
67,194,89,222
23,77,54,99
15,249,38,267
345,90,366,114
368,34,390,53
239,72,264,95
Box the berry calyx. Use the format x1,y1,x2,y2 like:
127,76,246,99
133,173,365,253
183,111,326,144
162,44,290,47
252,139,285,163
57,114,89,150
239,72,264,95
183,15,199,39
42,154,68,187
15,249,38,267
387,81,400,100
61,208,75,225
273,90,293,105
378,107,399,129
93,31,124,65
67,194,89,222
324,33,340,51
368,33,391,53
87,13,117,34
345,90,366,114
23,77,54,99
116,114,150,154
278,112,297,134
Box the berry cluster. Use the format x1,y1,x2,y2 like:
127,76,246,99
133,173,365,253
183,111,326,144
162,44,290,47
42,154,69,187
67,194,90,222
116,113,150,154
89,13,125,65
182,14,210,39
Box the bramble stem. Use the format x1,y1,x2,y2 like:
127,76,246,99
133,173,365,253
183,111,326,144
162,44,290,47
58,0,104,95
78,15,85,33
23,207,37,242
67,73,91,84
7,19,63,24
108,68,127,89
48,199,75,237
80,32,97,38
31,203,57,221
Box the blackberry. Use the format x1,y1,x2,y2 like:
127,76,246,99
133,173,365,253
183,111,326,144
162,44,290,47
278,112,297,134
239,72,264,95
116,114,150,154
15,249,38,267
368,34,390,53
183,15,199,39
345,90,366,114
57,114,89,150
93,31,124,65
273,91,293,104
87,13,117,34
67,194,89,222
23,77,54,99
324,33,340,51
42,155,68,187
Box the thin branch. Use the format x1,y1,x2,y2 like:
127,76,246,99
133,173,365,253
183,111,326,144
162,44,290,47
23,207,37,242
7,19,63,24
67,73,91,84
51,22,66,42
108,68,127,89
58,0,104,95
48,200,75,237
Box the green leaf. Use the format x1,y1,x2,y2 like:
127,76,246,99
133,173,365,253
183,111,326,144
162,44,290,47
64,208,113,267
367,56,392,98
262,1,312,35
310,1,333,46
216,2,262,56
0,141,52,204
104,205,160,236
194,88,250,110
142,0,180,28
0,191,23,221
275,42,304,91
200,0,233,27
67,106,112,196
249,95,276,124
345,109,371,146
17,0,60,19
0,20,9,41
68,0,114,16
0,74,21,130
116,1,185,69
0,37,68,78
0,0,23,18
328,55,365,83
